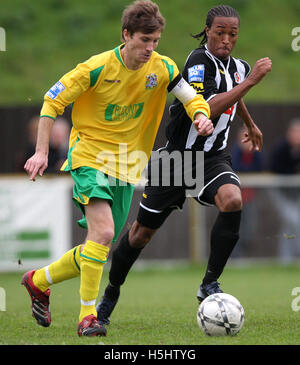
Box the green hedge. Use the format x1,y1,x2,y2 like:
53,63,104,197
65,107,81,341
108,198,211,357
0,0,299,105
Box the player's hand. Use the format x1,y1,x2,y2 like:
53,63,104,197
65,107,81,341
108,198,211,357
241,124,263,152
24,152,48,181
247,57,272,85
193,113,214,136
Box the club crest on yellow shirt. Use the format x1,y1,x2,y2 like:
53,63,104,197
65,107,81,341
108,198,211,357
146,73,158,89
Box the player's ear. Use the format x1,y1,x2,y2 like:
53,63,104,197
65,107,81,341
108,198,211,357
205,25,210,38
123,29,132,43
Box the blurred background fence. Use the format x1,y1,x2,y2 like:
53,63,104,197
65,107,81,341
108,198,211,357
2,172,300,272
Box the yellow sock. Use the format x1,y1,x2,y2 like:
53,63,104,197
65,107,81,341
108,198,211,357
33,244,82,292
79,240,109,322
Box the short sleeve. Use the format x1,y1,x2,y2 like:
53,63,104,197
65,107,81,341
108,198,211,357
160,56,180,84
40,58,97,118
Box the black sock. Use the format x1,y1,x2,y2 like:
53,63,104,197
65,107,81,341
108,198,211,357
202,210,241,285
108,230,143,288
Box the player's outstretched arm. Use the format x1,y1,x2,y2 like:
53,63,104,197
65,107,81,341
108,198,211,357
246,57,272,86
209,57,272,120
193,113,214,136
168,75,211,124
24,116,54,181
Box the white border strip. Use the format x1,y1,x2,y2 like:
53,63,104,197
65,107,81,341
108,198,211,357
197,171,241,202
139,202,163,214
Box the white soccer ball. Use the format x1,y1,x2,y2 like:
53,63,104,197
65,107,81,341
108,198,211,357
197,293,245,336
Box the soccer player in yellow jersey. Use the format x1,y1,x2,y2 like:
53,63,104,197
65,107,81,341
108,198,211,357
22,0,213,337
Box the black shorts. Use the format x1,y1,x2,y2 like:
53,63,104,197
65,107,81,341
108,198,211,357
137,149,241,229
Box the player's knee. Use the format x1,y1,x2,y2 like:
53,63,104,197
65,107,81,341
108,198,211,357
222,195,242,212
90,226,115,245
216,190,242,212
101,227,115,243
130,227,153,248
129,222,155,248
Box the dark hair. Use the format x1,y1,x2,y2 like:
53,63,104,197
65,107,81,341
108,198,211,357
192,5,240,46
121,0,165,40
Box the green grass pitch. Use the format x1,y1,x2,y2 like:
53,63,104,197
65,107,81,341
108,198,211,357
0,263,300,345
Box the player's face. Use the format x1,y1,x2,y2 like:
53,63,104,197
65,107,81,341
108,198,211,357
122,29,161,69
205,17,239,60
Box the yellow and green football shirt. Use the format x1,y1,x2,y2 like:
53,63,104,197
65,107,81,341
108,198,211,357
40,44,209,184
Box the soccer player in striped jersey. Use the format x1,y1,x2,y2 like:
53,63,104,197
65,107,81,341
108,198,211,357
97,5,272,327
22,0,212,337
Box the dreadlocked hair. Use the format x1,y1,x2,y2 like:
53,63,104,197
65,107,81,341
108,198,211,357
192,5,240,46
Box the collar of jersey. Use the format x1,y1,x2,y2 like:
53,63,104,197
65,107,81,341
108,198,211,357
114,44,149,72
114,44,126,67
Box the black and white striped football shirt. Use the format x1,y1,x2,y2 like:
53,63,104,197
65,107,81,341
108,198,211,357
166,45,250,153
